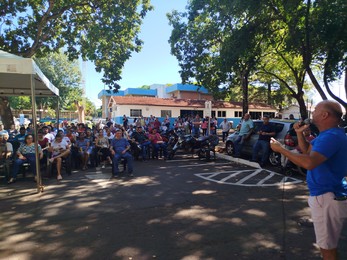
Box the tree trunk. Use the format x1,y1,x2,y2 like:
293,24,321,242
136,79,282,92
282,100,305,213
241,70,249,115
306,66,328,100
297,95,308,120
0,97,14,129
267,82,272,105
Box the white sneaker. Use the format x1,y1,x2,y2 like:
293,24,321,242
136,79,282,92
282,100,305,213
49,158,54,163
57,175,63,180
102,165,105,169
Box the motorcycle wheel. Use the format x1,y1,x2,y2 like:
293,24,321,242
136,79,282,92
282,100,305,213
226,141,234,156
167,150,175,160
205,149,211,161
268,151,281,166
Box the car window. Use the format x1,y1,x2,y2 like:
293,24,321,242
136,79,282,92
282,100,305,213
253,122,263,132
271,123,286,133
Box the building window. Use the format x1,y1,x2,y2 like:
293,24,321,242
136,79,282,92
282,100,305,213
263,112,275,118
211,110,216,118
234,111,243,117
217,111,226,118
130,109,142,117
161,110,172,117
250,112,262,120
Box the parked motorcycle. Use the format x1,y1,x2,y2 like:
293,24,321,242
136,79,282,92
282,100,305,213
167,133,219,161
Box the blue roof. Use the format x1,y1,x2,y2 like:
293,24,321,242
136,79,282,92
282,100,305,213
124,88,157,96
166,84,209,94
98,89,125,99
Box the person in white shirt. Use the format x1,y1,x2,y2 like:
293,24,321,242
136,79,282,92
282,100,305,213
219,118,233,142
48,133,71,180
42,126,55,143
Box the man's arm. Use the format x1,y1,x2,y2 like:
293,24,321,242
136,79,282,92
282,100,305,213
270,138,326,170
294,124,312,154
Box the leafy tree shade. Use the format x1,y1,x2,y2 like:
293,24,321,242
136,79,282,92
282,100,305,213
34,50,83,111
0,0,152,128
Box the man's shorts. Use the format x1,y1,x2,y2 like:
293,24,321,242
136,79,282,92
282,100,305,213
308,192,347,249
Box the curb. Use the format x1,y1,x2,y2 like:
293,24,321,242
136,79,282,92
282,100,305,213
215,151,262,169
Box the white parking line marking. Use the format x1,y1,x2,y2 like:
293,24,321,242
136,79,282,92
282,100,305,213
235,169,262,184
195,169,302,187
256,172,276,185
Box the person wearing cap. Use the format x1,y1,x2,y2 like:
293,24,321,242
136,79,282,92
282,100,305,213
110,129,134,177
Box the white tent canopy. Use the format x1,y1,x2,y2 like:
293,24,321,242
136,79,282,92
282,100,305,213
0,50,59,192
0,50,59,96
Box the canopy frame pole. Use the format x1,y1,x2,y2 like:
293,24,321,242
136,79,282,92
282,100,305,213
31,74,43,193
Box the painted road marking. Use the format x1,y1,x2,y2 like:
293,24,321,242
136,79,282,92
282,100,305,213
195,169,302,187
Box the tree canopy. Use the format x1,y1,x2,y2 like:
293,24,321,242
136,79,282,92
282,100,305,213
0,0,152,127
168,0,347,117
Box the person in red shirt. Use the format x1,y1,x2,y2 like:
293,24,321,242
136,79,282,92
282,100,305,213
148,128,168,159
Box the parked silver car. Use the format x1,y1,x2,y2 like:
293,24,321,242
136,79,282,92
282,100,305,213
225,119,296,166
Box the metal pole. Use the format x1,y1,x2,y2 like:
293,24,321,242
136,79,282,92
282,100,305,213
31,75,43,193
57,97,60,130
208,117,211,135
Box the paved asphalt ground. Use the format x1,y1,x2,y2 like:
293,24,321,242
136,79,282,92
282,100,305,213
1,150,346,260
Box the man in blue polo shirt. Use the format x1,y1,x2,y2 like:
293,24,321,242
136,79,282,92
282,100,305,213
271,100,347,260
110,129,134,177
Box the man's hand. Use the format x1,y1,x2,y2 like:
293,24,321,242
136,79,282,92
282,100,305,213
293,122,310,134
270,138,284,152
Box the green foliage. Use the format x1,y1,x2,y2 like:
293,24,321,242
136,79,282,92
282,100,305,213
168,0,347,116
9,96,31,110
0,0,153,91
138,85,150,89
34,50,82,109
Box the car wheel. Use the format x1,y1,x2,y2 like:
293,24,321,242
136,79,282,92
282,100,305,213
269,151,281,166
226,141,234,156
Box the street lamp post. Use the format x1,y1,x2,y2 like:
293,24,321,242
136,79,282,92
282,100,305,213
205,101,212,135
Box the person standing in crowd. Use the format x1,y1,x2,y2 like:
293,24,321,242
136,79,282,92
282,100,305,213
270,100,347,260
110,129,134,177
251,116,276,167
192,114,201,137
122,115,128,130
234,113,254,157
106,117,113,128
201,117,208,136
220,118,232,142
8,134,43,184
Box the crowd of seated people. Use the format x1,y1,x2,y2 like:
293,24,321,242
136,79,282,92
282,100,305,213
0,114,222,184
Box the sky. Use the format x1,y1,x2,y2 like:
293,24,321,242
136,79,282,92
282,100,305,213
84,0,188,107
83,0,346,107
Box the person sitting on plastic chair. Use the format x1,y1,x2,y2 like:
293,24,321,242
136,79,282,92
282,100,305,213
48,133,71,180
110,129,134,178
8,134,43,184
